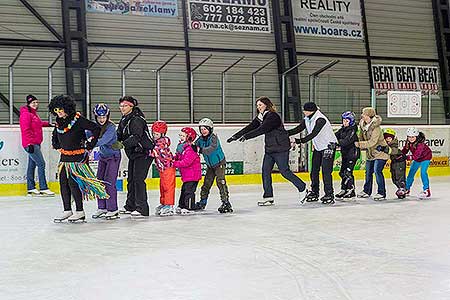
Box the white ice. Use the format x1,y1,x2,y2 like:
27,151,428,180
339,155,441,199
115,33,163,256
1,177,450,300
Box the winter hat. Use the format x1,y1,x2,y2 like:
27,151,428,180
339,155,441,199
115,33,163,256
362,107,376,118
303,102,318,112
26,94,37,105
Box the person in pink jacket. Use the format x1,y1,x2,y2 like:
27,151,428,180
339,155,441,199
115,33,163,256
173,127,202,214
19,95,54,197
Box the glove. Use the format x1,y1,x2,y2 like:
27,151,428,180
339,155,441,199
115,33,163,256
111,141,124,150
227,136,238,143
376,145,388,153
323,149,334,160
238,136,246,142
328,142,337,151
25,145,34,154
86,141,95,151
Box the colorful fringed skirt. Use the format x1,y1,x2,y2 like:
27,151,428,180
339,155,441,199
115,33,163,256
58,162,109,201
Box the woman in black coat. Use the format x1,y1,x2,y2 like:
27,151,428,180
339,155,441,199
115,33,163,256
227,96,307,206
115,96,154,217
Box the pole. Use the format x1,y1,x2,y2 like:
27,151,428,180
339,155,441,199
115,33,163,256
155,53,178,120
121,51,142,97
190,54,213,123
428,91,432,125
48,50,65,123
86,50,106,120
281,59,308,123
8,48,24,124
221,56,245,123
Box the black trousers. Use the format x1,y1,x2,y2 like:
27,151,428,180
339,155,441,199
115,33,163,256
339,152,357,190
59,165,83,212
311,149,335,196
179,181,199,210
124,156,153,216
391,160,406,189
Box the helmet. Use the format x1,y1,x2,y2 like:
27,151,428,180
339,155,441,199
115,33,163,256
383,128,396,139
406,127,419,137
181,127,197,141
199,118,214,129
341,111,356,126
93,103,110,117
151,120,168,134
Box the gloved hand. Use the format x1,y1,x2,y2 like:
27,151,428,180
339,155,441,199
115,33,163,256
25,145,34,154
227,136,238,143
86,141,95,151
238,136,246,142
111,141,124,150
376,145,388,153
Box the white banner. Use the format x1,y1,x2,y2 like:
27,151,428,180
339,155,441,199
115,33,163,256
188,0,271,33
387,91,422,118
293,0,363,39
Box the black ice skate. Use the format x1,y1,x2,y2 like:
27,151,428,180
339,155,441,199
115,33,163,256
343,189,356,198
218,201,233,213
305,191,319,202
335,190,346,199
258,198,274,206
320,194,335,205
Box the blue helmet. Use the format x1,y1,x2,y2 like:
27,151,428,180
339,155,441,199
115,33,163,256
93,103,110,117
341,111,356,126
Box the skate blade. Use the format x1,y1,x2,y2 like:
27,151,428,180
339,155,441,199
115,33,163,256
53,219,68,223
105,216,120,220
92,214,106,219
257,201,274,206
68,219,86,223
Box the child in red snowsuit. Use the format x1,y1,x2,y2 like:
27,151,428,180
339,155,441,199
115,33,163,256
151,121,176,216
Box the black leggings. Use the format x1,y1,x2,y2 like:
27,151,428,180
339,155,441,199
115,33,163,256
59,165,83,212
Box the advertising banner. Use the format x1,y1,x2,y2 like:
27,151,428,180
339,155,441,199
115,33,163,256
188,0,271,33
372,65,439,94
86,0,178,17
292,0,363,39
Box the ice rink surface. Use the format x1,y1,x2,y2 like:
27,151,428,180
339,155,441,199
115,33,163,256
1,177,450,300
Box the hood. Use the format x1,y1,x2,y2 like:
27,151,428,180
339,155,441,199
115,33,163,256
360,115,382,131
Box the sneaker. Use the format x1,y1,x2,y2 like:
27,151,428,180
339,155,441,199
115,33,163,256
119,208,133,215
357,191,370,198
92,209,107,219
418,188,431,199
27,189,41,197
40,189,55,196
373,193,386,201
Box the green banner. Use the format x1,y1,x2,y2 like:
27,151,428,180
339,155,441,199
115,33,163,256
152,161,244,178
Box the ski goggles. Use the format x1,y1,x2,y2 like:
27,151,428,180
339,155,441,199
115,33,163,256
53,107,65,113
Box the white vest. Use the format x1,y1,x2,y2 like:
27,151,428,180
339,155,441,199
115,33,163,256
305,110,337,151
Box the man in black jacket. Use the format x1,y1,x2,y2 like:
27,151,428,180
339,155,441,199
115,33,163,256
228,96,307,206
115,96,154,217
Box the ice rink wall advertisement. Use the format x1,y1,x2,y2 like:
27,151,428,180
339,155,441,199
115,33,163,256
188,0,271,33
292,0,363,39
86,0,178,17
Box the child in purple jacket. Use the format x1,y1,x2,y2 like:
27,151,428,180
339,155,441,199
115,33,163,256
173,127,202,214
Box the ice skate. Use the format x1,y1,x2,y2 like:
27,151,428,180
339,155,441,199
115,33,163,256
305,191,319,202
320,194,335,205
418,188,431,199
343,189,356,199
299,189,308,205
39,189,55,197
177,208,195,215
258,197,274,206
154,204,164,216
53,210,73,223
119,208,133,215
27,189,41,197
68,211,86,223
395,188,406,199
105,210,120,220
218,201,233,213
195,199,208,210
357,191,370,198
373,193,386,201
159,205,174,216
92,209,107,219
335,190,346,199
130,210,147,217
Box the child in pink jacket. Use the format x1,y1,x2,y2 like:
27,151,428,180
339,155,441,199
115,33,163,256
19,95,54,197
173,127,202,214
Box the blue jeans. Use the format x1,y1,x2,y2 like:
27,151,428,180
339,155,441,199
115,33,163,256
26,144,48,191
406,160,430,191
364,159,387,197
262,151,306,198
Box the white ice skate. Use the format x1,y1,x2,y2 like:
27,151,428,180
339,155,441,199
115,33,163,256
54,210,73,223
130,210,147,217
119,208,132,215
258,197,274,206
373,194,386,201
299,189,308,205
39,189,55,197
418,189,431,199
357,191,370,198
154,204,164,216
27,189,41,197
68,211,86,223
176,207,194,215
92,209,107,219
159,205,174,217
105,210,120,220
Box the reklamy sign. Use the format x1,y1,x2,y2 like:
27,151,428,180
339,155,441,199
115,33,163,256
188,0,271,33
86,0,178,17
372,65,440,93
293,0,363,39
